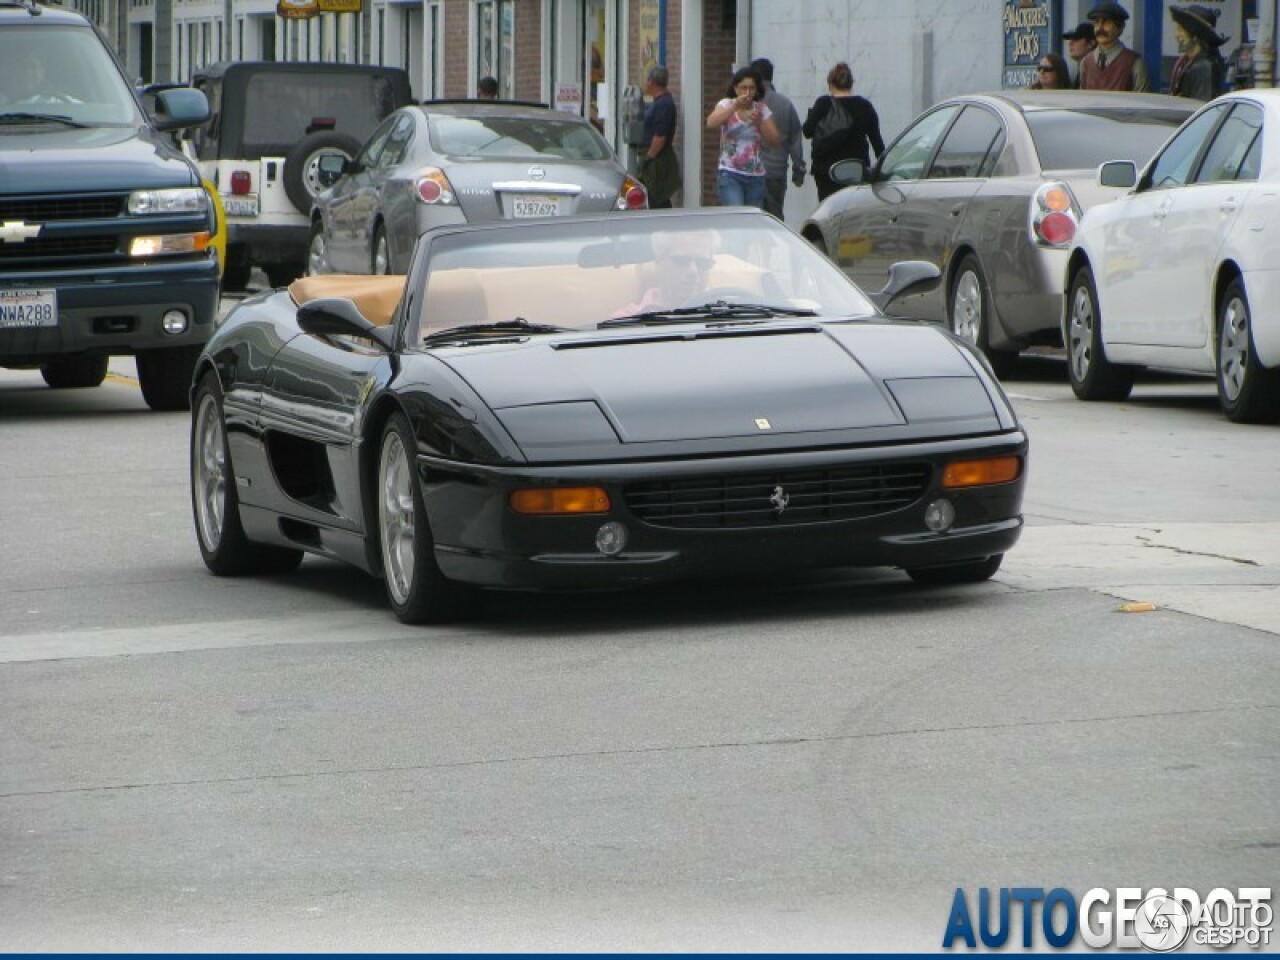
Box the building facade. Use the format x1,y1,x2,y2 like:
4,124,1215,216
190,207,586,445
74,0,1275,223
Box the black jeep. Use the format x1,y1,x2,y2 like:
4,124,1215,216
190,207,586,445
187,61,413,290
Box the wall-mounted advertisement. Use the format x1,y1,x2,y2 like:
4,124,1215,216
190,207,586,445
1003,0,1056,88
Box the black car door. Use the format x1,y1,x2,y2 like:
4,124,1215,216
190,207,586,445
257,326,394,531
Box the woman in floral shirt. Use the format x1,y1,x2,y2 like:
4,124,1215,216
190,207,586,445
706,66,781,209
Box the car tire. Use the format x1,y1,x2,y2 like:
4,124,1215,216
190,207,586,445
377,412,477,624
1216,277,1280,424
1066,265,1135,402
137,344,202,412
949,254,1019,379
307,220,329,276
264,262,302,289
283,131,363,215
371,223,391,275
221,245,253,292
906,554,1003,585
40,353,109,390
191,372,304,576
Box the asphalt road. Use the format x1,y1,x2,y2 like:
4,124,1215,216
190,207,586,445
1,354,1277,951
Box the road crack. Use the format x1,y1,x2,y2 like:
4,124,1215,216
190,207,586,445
2,703,1275,801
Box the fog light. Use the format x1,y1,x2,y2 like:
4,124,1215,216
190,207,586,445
161,310,188,335
595,521,628,556
924,498,955,533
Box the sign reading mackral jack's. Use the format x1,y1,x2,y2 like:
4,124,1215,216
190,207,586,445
1002,0,1055,89
277,0,362,17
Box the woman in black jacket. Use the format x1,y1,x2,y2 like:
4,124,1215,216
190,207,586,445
803,61,885,202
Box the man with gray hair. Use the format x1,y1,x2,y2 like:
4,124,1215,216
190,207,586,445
749,57,805,220
639,64,680,208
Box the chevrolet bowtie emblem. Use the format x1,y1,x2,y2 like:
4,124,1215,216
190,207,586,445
0,221,42,244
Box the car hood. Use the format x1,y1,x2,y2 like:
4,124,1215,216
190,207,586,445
436,321,1012,460
0,124,197,193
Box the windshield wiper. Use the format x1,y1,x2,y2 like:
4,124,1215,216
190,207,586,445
0,112,87,128
422,317,569,344
600,301,818,327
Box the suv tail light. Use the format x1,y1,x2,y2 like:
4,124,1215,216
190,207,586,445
229,170,253,196
1029,181,1078,248
415,167,457,205
617,175,648,210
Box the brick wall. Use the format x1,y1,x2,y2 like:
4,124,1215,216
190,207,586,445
701,0,737,205
443,0,468,98
515,1,543,103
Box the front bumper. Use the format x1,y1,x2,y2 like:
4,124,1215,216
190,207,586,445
0,257,219,365
421,431,1029,589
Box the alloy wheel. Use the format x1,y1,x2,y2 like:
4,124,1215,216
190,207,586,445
952,269,982,345
1218,293,1250,404
193,392,227,551
1068,283,1095,384
379,429,416,605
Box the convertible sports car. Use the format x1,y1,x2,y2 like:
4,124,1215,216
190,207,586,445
190,209,1028,623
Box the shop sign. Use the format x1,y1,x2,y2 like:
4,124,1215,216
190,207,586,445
554,82,582,114
318,0,363,12
1002,0,1054,88
277,0,319,18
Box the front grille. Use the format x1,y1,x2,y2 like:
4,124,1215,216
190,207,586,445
0,195,126,221
0,236,119,262
624,463,932,529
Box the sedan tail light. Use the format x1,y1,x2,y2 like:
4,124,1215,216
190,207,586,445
1029,181,1079,248
616,175,648,211
415,167,458,205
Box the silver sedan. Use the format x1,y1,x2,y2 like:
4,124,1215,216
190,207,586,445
308,100,647,276
801,91,1194,376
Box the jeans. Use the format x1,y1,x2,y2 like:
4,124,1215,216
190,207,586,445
717,169,767,209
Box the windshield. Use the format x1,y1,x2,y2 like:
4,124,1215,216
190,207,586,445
429,113,614,161
1026,107,1194,170
0,25,141,126
410,214,877,341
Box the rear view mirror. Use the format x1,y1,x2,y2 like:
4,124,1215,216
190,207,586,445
152,87,211,132
829,158,868,187
1098,160,1138,189
869,260,941,312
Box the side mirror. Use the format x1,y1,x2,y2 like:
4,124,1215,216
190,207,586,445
317,153,351,187
868,260,941,312
829,158,868,187
298,297,394,350
1098,160,1138,189
152,87,211,132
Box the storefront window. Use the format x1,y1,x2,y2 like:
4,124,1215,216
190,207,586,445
475,0,514,99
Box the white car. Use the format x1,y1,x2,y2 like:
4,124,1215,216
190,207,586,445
1064,89,1280,423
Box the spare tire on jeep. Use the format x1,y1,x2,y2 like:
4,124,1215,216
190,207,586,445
283,131,363,213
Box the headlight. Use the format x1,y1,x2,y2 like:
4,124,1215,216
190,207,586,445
128,187,208,215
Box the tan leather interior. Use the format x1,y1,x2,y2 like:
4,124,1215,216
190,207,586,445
288,275,406,327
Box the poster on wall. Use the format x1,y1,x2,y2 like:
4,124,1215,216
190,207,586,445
1002,0,1055,88
639,0,662,83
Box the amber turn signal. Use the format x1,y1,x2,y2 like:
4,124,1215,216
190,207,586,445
941,456,1021,488
509,487,611,515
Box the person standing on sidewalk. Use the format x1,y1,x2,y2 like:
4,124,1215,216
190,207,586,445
706,66,781,209
638,65,681,209
749,57,805,220
803,61,884,203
